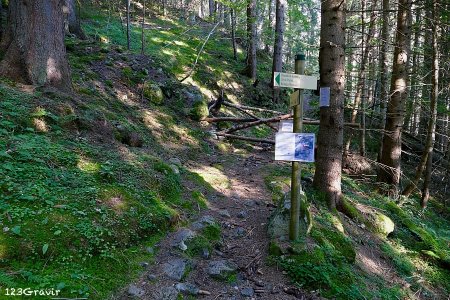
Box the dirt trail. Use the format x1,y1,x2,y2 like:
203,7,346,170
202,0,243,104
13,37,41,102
117,146,316,299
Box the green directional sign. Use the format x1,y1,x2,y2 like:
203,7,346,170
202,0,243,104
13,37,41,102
273,72,317,90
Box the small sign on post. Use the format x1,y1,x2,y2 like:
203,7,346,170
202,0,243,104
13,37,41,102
273,72,317,90
320,87,330,107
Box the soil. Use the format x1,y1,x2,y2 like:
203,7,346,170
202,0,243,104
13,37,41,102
114,144,320,299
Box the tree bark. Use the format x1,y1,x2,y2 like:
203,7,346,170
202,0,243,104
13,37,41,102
63,0,86,39
419,0,439,207
0,2,3,41
244,0,257,80
141,0,146,55
265,0,274,54
270,0,286,103
313,0,346,210
231,8,237,60
344,6,376,156
377,0,390,160
126,0,131,50
209,0,215,18
377,0,412,194
0,0,71,91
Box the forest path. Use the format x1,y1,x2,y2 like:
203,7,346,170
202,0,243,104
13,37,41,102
117,145,318,299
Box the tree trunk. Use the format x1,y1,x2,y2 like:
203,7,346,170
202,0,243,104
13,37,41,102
0,0,71,91
377,0,390,160
344,6,376,156
265,0,274,54
141,0,145,55
231,8,237,60
209,0,215,18
126,0,131,50
63,0,86,39
270,0,286,103
377,0,412,194
313,0,346,210
244,0,257,80
419,0,439,206
0,2,3,41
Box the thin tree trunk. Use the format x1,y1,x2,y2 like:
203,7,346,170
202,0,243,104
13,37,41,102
344,6,376,156
231,8,237,60
209,0,215,18
270,0,286,103
313,0,346,210
64,0,86,39
0,2,3,41
418,0,439,206
377,0,412,195
126,0,131,50
244,0,257,80
0,0,72,91
377,0,390,160
265,0,274,54
404,11,421,133
141,0,145,55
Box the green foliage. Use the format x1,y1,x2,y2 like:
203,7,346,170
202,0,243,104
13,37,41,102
186,224,221,257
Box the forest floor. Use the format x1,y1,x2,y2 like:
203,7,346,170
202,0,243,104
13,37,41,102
115,146,319,300
0,6,449,300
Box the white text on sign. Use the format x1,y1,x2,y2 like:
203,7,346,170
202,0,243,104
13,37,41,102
273,72,317,90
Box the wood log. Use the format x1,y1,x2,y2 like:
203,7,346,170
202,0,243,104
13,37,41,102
205,117,256,122
223,101,282,114
216,132,275,144
225,114,293,133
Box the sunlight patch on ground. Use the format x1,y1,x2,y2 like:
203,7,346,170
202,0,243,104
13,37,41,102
189,165,231,191
183,77,215,100
77,157,100,173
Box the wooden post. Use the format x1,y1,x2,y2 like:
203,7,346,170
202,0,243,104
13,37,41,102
289,54,305,241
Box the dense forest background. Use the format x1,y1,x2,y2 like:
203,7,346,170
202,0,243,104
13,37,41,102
0,0,448,299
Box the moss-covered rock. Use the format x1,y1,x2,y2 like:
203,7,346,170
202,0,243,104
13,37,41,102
190,100,209,121
143,82,164,105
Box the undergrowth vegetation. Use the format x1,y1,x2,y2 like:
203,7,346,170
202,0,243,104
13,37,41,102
265,164,450,299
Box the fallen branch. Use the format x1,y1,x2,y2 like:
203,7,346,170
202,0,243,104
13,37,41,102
205,117,256,122
216,132,275,144
223,101,283,114
179,21,221,82
225,114,292,134
223,100,277,131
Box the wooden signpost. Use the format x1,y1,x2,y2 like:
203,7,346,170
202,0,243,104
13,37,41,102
274,54,318,241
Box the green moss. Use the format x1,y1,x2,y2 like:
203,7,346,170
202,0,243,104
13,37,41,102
190,100,209,121
143,82,164,105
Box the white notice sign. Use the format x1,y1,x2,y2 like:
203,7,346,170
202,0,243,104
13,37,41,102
273,72,317,90
278,120,293,132
275,133,315,162
320,87,330,107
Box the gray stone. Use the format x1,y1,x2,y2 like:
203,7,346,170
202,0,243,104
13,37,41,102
143,82,164,105
154,286,178,300
170,228,196,251
219,209,231,218
169,157,182,166
201,248,210,259
140,262,149,268
237,211,248,219
234,227,246,237
241,287,254,297
169,164,180,175
145,247,154,254
128,285,144,297
175,283,199,295
207,260,237,279
163,258,188,281
192,215,216,230
268,192,307,240
147,274,157,281
244,200,259,207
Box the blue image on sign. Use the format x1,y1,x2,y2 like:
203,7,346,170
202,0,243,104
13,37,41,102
294,134,315,162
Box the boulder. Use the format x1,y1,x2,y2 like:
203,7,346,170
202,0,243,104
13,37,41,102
143,82,164,105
